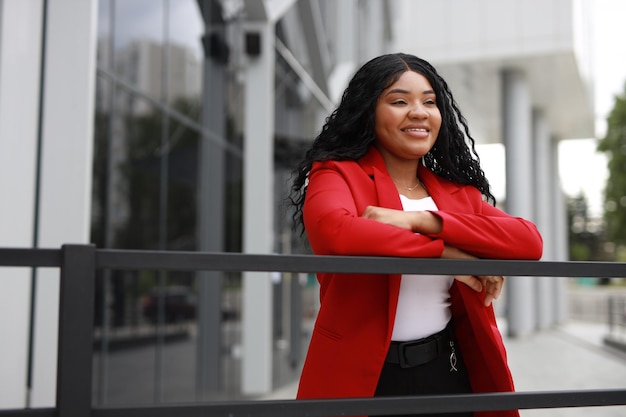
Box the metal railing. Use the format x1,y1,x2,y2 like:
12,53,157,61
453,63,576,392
1,244,626,416
607,295,626,350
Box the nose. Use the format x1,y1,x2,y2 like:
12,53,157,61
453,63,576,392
408,103,428,118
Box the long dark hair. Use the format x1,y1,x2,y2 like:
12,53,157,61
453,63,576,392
289,53,494,231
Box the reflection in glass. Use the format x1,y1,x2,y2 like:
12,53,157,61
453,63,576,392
92,0,326,407
93,0,212,406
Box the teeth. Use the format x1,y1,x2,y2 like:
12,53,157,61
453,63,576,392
403,128,427,132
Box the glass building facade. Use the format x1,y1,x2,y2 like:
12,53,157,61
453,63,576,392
89,0,375,405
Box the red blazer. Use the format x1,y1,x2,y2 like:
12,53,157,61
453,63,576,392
297,147,542,417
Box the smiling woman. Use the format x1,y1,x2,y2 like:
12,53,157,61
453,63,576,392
289,53,543,417
374,71,442,177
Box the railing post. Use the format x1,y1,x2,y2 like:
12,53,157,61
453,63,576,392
57,244,96,417
608,296,614,334
614,296,626,336
289,273,303,368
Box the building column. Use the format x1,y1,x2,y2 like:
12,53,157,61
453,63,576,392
242,21,275,395
502,69,536,338
361,0,388,60
328,0,357,104
0,1,44,408
19,0,98,407
533,110,555,329
552,144,569,323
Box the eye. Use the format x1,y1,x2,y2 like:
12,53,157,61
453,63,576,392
424,99,437,106
391,99,407,105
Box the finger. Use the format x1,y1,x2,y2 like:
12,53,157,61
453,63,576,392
481,279,493,306
497,276,505,298
487,276,504,300
485,275,504,306
484,291,495,307
491,280,502,300
454,275,482,293
478,276,501,306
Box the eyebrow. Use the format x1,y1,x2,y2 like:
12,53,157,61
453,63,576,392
385,88,436,96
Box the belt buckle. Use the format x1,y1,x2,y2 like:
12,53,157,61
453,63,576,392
398,340,422,369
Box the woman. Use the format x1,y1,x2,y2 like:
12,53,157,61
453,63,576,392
289,53,542,417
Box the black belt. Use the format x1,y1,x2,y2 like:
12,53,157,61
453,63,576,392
386,324,453,368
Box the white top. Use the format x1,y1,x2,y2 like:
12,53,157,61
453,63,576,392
391,195,453,341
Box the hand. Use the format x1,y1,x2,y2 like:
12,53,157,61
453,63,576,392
361,206,415,230
362,206,442,233
479,275,504,306
442,245,504,307
452,274,504,306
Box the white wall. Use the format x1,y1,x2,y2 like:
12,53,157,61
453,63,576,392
0,0,98,408
31,0,98,407
394,0,575,63
0,0,44,408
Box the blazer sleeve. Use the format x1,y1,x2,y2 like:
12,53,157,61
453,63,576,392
303,163,444,258
427,190,543,260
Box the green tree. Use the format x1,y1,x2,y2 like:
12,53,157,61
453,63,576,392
567,193,606,261
120,97,201,251
597,81,626,250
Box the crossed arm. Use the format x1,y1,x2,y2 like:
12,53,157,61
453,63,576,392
303,165,543,306
362,205,504,306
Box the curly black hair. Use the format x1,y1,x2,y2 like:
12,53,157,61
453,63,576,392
289,53,494,232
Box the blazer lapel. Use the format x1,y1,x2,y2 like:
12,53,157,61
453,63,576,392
418,164,464,211
359,148,404,340
358,146,403,210
373,166,403,210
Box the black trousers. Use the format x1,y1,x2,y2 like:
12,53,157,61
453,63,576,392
373,335,473,417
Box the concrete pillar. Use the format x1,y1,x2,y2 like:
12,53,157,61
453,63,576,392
502,69,536,338
336,0,357,62
552,150,569,322
0,0,100,407
241,21,275,395
0,0,96,405
0,0,44,408
362,0,388,59
328,0,357,104
33,0,97,406
533,110,555,329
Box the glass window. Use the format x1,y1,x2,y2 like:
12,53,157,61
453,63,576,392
93,0,242,406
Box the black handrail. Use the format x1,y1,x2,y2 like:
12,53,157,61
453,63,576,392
2,247,625,277
1,245,625,417
0,247,62,267
98,248,626,277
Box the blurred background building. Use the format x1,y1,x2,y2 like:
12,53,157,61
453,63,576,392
0,0,605,410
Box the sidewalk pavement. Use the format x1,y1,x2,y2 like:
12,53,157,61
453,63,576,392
506,320,626,417
263,320,626,417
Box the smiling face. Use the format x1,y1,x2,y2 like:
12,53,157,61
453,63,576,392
374,70,442,166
